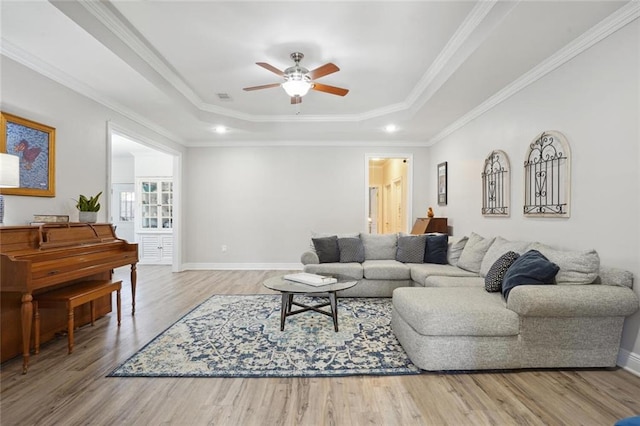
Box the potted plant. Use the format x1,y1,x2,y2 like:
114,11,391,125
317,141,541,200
76,191,102,223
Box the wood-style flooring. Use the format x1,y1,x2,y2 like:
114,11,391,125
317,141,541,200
1,266,639,425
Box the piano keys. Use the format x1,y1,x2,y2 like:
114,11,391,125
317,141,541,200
0,223,138,373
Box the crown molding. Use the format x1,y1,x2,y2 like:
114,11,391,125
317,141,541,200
0,39,184,144
427,0,640,146
185,139,429,148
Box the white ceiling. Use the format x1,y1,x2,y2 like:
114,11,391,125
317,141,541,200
1,1,636,146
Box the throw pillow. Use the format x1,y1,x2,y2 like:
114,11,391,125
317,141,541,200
312,235,340,263
485,251,520,292
479,236,531,277
501,249,560,300
338,237,365,263
396,234,427,263
447,236,468,266
424,233,449,264
456,232,496,273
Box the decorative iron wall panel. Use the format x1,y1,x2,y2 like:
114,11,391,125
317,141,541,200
523,131,571,217
482,150,510,216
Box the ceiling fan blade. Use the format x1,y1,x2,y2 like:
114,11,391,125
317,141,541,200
256,62,284,76
291,96,302,105
243,83,281,91
308,63,339,80
311,83,349,97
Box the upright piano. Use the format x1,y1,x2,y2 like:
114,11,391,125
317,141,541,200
0,223,138,373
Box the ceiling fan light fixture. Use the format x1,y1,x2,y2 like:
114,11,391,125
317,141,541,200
282,78,311,97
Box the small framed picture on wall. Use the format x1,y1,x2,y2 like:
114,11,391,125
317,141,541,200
437,161,447,206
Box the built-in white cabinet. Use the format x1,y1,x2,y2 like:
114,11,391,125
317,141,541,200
136,177,173,264
137,178,173,231
138,234,173,264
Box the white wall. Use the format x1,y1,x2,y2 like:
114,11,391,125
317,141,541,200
112,156,134,184
427,21,640,359
134,152,173,177
0,57,185,224
184,146,429,266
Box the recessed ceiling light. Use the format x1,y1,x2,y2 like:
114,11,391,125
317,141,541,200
385,124,397,133
214,126,227,134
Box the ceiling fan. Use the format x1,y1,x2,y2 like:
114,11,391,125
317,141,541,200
243,52,349,104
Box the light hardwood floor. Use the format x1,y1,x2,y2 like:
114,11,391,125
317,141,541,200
1,266,639,425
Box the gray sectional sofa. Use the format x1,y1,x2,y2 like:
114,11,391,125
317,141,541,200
300,232,640,371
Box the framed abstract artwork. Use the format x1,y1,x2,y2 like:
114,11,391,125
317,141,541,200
437,161,447,206
0,112,55,197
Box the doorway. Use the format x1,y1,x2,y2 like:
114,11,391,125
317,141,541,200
108,123,182,272
365,154,413,234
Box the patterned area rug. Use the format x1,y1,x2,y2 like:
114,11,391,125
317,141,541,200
109,294,421,378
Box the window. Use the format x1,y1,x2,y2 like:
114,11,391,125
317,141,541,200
119,191,135,222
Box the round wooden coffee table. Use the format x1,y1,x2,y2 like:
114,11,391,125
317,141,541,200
263,275,357,332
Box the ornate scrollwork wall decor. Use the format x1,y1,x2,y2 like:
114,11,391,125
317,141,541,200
482,150,510,216
523,131,571,217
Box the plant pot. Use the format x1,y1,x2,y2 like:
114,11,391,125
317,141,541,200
78,211,98,223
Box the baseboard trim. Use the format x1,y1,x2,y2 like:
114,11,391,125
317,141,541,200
183,262,302,271
617,348,640,377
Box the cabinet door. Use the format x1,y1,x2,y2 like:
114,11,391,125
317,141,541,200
139,234,162,263
160,235,173,264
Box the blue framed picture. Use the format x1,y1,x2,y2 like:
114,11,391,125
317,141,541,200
0,112,55,197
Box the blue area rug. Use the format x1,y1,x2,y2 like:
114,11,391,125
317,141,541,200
109,294,421,378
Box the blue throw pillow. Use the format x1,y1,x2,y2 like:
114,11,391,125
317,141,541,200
312,236,340,263
424,234,448,264
501,249,559,300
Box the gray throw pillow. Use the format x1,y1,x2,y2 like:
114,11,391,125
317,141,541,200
447,236,468,266
338,237,365,263
396,234,427,263
457,232,495,273
312,235,340,263
485,251,520,292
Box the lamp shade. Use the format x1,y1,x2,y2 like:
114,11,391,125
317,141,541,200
282,80,311,97
0,153,20,188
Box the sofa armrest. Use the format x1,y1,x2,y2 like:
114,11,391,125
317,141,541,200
507,285,639,317
301,250,319,265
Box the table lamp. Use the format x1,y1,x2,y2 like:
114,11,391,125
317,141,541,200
0,153,20,224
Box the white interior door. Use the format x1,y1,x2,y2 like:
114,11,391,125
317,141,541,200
111,183,135,242
383,184,392,234
369,187,379,234
393,178,403,233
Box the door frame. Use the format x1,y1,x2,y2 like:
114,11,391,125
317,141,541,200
107,121,184,272
364,153,413,234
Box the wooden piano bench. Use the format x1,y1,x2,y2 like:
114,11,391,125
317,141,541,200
33,279,122,355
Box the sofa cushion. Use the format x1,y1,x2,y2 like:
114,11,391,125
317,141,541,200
312,236,340,263
479,236,531,277
485,251,520,292
447,236,468,266
410,264,478,286
360,233,398,260
502,250,559,300
392,287,519,336
338,237,365,263
396,234,426,263
529,242,600,285
424,234,448,264
304,262,364,279
363,260,411,280
425,276,485,288
457,232,495,274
